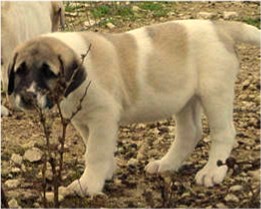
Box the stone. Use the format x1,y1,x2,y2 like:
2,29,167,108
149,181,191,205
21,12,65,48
11,154,23,165
197,12,216,19
23,147,43,162
216,203,228,208
229,185,243,192
84,19,96,27
132,5,141,12
224,193,239,203
106,22,116,29
1,105,10,116
11,167,21,174
45,192,64,202
223,11,238,20
127,158,138,166
8,198,20,208
248,169,260,181
5,179,21,189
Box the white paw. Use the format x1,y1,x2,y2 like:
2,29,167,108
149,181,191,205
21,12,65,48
66,176,104,197
195,164,228,187
145,159,180,174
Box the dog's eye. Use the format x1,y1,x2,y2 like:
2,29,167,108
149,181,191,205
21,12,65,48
16,62,27,76
42,63,57,79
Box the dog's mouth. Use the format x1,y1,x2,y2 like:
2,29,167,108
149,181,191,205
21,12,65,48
15,91,54,111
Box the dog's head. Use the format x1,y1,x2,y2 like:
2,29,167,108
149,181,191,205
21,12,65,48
7,36,86,111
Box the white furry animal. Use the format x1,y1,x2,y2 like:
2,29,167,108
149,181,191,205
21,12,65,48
7,20,260,196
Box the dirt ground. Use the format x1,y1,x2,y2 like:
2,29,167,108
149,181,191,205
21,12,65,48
1,2,260,208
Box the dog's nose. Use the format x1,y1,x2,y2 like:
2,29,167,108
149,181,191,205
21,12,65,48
21,92,37,105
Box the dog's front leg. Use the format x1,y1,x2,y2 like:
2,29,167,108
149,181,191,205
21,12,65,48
67,117,118,196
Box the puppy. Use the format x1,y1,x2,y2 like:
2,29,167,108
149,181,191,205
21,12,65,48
1,1,65,93
7,20,260,196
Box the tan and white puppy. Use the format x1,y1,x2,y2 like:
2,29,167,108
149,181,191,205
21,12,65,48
1,1,65,92
7,20,260,196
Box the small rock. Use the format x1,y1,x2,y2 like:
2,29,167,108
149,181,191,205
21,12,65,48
1,105,10,116
11,167,21,174
216,203,228,208
132,5,141,12
45,192,64,202
114,178,122,186
5,179,21,189
8,198,20,208
23,147,43,162
224,193,239,203
229,185,243,192
197,12,216,19
248,169,260,181
127,158,138,166
11,154,23,165
223,11,238,20
84,19,96,27
106,22,116,29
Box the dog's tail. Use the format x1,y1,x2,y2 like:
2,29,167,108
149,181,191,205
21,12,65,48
216,21,260,46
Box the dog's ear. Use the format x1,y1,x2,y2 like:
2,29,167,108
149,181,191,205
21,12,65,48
7,53,18,95
58,56,86,97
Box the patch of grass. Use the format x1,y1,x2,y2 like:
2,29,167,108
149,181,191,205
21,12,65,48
91,5,111,18
243,17,260,28
139,2,164,11
91,4,134,19
139,2,171,18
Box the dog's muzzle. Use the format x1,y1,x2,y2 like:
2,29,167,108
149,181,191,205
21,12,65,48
17,91,54,110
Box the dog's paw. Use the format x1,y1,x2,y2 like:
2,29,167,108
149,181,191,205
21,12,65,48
65,177,104,197
195,164,228,187
145,159,180,174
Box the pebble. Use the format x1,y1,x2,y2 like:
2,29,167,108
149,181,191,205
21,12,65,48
196,12,216,19
247,169,260,181
11,154,23,165
216,203,228,208
11,167,21,174
5,179,21,189
106,22,116,29
45,192,64,202
84,19,96,27
132,5,141,12
223,11,238,20
8,198,20,208
23,147,43,162
127,158,138,166
1,105,10,116
224,193,239,203
229,185,243,192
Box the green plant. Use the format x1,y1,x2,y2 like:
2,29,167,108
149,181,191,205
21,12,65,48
243,17,260,29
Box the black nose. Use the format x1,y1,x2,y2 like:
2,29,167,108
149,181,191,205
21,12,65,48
21,92,37,105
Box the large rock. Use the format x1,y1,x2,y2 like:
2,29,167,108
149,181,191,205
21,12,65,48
23,147,43,162
11,154,23,165
197,12,216,19
8,198,20,208
5,179,21,189
223,11,238,20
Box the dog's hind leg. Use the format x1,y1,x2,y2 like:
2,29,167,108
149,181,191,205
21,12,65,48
146,97,203,174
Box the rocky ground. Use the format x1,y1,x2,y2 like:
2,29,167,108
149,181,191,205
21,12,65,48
1,1,260,208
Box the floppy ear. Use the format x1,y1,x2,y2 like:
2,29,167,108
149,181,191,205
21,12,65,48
58,56,87,97
7,53,18,95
